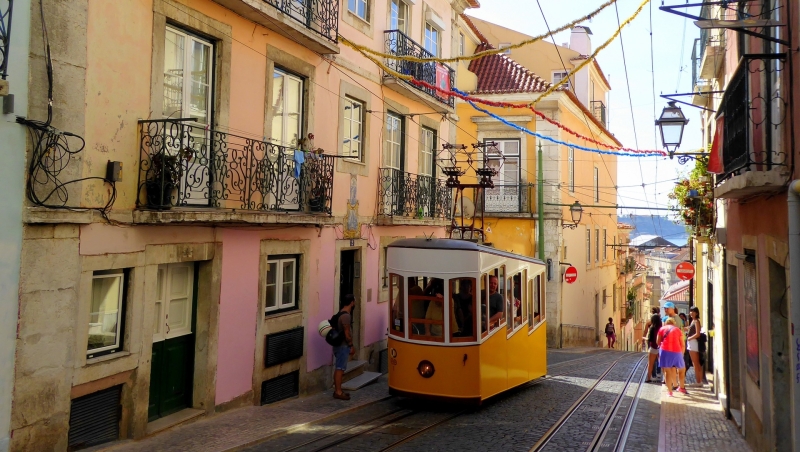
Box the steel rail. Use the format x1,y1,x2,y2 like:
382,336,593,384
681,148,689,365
612,355,649,452
528,353,638,452
587,355,648,451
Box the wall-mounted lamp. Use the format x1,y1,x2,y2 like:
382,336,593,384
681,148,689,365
562,201,583,229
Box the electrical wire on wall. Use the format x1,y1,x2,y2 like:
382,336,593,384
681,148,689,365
18,1,116,220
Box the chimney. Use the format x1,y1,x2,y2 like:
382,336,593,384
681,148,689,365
569,26,592,55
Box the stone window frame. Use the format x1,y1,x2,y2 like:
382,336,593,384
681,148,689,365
263,254,301,315
337,80,373,176
264,45,317,148
150,0,232,130
342,0,374,38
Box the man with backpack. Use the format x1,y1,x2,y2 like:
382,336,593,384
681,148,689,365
330,294,356,400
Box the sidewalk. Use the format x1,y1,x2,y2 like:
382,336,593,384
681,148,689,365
97,376,390,452
657,373,751,452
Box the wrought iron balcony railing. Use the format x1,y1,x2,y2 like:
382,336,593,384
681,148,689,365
483,183,532,214
378,168,451,220
263,0,339,43
590,101,606,127
0,0,12,80
384,30,455,108
138,119,334,214
718,57,787,182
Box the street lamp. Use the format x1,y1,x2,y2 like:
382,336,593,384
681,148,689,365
563,201,583,229
655,102,689,156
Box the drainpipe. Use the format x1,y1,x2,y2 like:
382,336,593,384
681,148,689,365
788,180,800,452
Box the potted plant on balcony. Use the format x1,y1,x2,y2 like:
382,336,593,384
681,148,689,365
668,158,714,239
145,147,193,210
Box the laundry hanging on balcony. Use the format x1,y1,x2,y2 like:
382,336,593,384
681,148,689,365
293,150,305,178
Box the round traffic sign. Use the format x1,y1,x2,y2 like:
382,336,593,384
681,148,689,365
564,266,578,284
676,261,695,281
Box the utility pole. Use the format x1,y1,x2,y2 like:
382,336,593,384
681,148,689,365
537,143,545,261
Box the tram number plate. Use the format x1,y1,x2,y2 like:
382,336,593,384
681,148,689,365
390,358,398,366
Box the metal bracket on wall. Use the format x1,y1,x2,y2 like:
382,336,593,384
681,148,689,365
659,1,789,46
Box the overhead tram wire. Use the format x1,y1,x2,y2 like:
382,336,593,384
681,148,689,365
614,1,663,238
649,0,660,223
535,0,630,216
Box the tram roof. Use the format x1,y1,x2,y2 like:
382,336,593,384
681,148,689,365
387,238,544,265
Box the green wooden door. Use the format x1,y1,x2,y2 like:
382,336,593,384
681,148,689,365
148,263,196,421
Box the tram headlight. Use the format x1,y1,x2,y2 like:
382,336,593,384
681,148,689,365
417,360,435,378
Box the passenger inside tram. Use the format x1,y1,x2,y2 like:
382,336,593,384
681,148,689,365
423,278,446,337
452,278,474,337
487,275,505,329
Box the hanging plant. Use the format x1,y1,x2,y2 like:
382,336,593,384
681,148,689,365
668,157,715,237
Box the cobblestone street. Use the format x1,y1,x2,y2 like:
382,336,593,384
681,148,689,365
87,349,752,452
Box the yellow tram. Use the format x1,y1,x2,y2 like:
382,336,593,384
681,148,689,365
386,238,547,403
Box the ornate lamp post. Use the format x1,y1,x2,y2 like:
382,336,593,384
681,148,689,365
655,102,705,164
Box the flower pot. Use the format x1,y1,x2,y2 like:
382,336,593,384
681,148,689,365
146,179,175,210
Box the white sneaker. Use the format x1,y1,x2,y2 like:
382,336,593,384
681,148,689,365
689,382,704,388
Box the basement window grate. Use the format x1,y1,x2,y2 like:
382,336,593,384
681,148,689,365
261,371,299,405
265,327,304,368
68,385,122,450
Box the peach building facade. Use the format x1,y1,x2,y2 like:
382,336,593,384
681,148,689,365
8,0,475,449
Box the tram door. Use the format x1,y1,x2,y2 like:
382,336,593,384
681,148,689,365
339,249,361,350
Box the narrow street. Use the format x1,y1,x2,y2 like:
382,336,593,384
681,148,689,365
97,349,748,452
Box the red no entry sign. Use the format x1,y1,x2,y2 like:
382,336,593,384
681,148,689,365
676,261,695,281
564,266,578,284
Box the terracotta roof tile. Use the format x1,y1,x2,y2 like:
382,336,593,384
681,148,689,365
467,42,553,94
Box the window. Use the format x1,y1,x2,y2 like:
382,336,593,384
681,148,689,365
603,229,607,261
348,0,368,21
450,278,477,342
153,263,194,343
265,256,299,314
384,113,403,170
612,283,617,311
595,228,600,263
459,32,465,56
87,270,127,358
568,148,574,192
485,140,520,211
420,127,436,177
163,26,213,126
484,267,506,335
553,71,571,89
389,0,407,33
603,288,607,305
586,229,591,265
529,273,543,330
424,23,439,56
594,167,599,202
271,69,304,147
389,274,404,337
507,272,524,331
408,276,446,341
343,97,364,160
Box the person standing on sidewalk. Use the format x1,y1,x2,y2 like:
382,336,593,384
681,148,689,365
333,294,357,401
657,317,686,397
686,306,704,387
605,318,616,348
644,307,662,383
661,302,686,391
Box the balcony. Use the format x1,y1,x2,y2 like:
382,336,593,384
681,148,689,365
137,119,335,223
715,60,788,199
213,0,339,54
383,30,455,111
377,168,451,225
590,101,606,127
482,183,533,216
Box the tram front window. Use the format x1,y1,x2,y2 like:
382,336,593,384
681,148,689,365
408,276,447,341
484,268,505,334
450,278,476,342
389,274,404,337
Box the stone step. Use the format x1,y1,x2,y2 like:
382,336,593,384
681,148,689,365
342,372,382,391
340,360,367,384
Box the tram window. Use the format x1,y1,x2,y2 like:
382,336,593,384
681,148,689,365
510,272,523,329
506,277,514,332
485,267,505,334
451,278,477,342
408,276,447,342
389,274,404,337
480,274,488,338
527,277,534,331
533,274,542,326
539,274,546,323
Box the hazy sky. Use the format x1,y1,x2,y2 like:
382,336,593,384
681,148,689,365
469,0,702,230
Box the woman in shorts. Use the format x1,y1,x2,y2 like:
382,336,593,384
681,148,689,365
657,317,686,397
686,306,704,387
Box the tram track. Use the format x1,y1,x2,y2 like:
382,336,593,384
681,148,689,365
529,353,648,452
240,351,633,452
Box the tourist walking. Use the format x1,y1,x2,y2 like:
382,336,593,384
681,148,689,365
657,317,686,397
605,317,616,349
662,302,686,391
644,307,662,383
686,306,704,387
